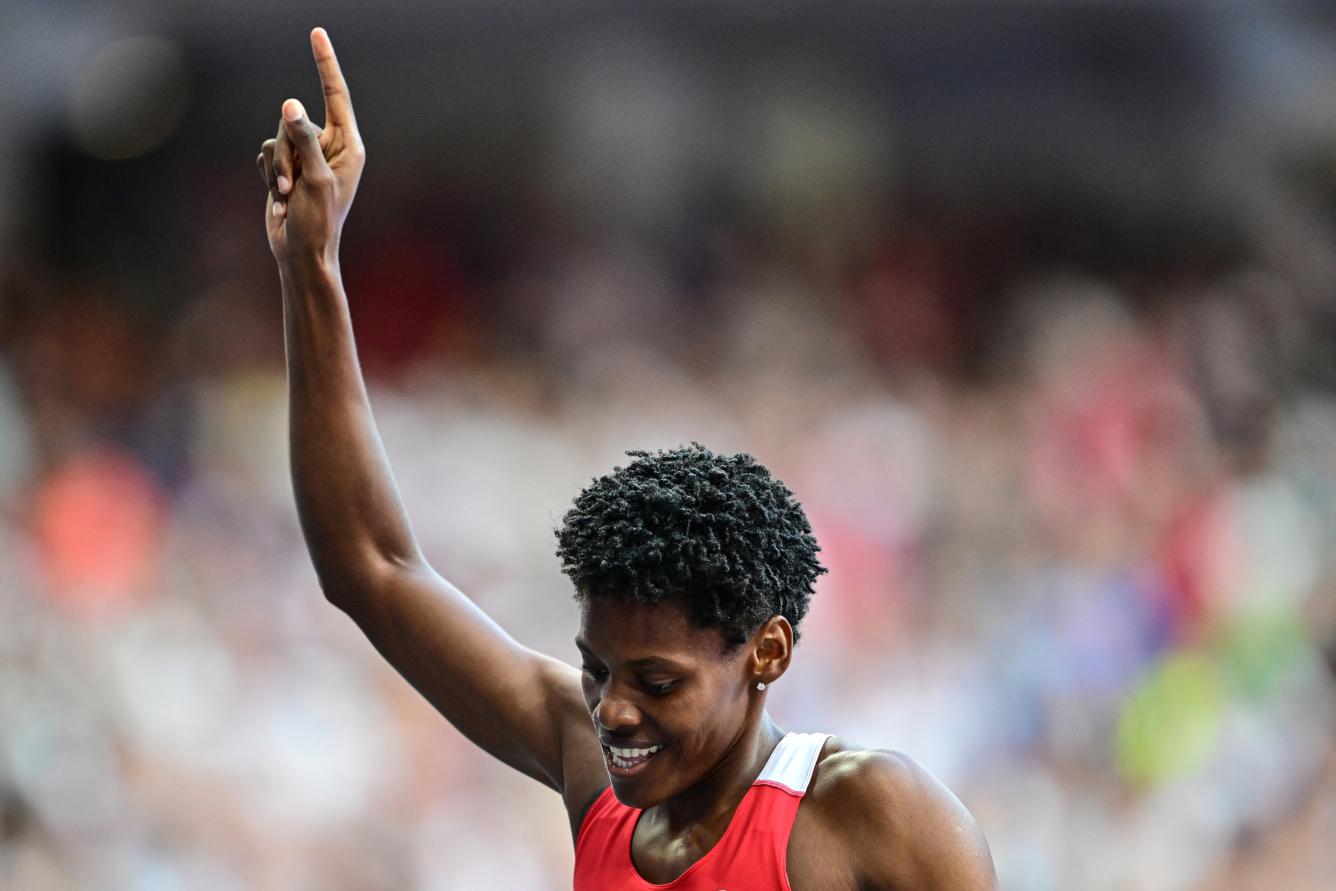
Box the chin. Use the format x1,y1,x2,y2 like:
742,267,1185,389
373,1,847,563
604,746,681,808
608,776,666,810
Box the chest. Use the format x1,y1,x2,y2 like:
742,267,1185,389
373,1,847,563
628,800,857,890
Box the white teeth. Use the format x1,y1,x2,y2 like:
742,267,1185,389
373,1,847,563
608,744,663,760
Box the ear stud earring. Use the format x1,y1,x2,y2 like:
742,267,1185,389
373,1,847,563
756,681,767,691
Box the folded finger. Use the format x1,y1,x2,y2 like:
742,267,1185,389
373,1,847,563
272,120,294,197
281,99,331,183
260,139,277,191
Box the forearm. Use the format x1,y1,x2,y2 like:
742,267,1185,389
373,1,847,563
281,255,418,600
279,255,588,782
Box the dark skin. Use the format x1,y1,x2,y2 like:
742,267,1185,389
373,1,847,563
258,27,996,890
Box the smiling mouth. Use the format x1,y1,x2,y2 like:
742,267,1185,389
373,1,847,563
603,743,664,775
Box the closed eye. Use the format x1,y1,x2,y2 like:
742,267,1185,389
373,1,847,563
642,680,676,697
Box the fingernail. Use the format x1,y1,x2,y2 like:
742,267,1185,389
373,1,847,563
284,100,304,122
277,175,291,194
274,201,285,217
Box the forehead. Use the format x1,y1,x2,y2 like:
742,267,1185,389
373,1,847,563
577,597,728,662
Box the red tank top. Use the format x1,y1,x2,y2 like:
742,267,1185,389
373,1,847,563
573,732,830,891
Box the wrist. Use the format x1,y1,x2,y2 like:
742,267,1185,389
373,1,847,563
279,249,341,285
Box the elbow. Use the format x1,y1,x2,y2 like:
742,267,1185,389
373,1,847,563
312,548,425,613
313,563,371,612
317,574,362,612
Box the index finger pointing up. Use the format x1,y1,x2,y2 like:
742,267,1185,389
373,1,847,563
310,27,356,130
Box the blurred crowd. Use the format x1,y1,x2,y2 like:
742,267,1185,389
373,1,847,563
4,7,1336,890
4,189,1336,890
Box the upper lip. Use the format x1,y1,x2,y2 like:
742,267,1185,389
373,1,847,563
600,738,661,749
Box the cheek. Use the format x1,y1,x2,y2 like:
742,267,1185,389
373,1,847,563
679,682,748,747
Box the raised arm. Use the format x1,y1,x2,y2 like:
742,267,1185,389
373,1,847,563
254,29,605,807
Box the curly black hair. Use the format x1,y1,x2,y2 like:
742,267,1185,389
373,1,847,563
555,444,826,648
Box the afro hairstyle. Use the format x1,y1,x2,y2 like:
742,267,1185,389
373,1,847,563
555,444,826,648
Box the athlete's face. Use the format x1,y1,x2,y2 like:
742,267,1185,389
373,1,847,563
576,598,758,809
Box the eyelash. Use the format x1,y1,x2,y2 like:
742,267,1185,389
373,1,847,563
582,667,675,697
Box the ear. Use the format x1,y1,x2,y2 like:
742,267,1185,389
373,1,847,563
749,615,794,687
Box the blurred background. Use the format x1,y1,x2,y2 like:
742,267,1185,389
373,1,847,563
3,2,1336,889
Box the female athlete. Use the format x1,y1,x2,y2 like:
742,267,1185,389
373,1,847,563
256,27,996,890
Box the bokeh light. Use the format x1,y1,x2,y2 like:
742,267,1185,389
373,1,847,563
34,448,166,618
68,36,188,161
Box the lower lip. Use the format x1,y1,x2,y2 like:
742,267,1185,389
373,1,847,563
605,748,662,779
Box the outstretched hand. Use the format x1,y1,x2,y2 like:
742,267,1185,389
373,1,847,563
256,27,365,265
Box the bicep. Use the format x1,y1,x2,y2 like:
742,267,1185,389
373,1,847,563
333,558,598,792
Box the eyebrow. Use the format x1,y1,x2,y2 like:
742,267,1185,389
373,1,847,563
575,639,688,671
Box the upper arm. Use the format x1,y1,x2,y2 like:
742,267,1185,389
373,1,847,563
331,557,605,797
818,751,996,891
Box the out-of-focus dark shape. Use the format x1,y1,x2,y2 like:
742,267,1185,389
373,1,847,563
69,37,189,161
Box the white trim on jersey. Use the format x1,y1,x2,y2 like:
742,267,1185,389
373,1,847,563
755,732,830,795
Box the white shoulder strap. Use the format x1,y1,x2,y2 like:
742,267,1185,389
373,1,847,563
755,732,830,795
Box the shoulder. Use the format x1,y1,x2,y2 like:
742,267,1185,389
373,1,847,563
802,738,997,891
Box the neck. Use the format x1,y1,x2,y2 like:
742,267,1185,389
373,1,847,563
653,712,785,833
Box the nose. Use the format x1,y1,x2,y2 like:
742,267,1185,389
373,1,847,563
592,686,641,734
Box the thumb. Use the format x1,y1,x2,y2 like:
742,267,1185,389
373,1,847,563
281,99,327,173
